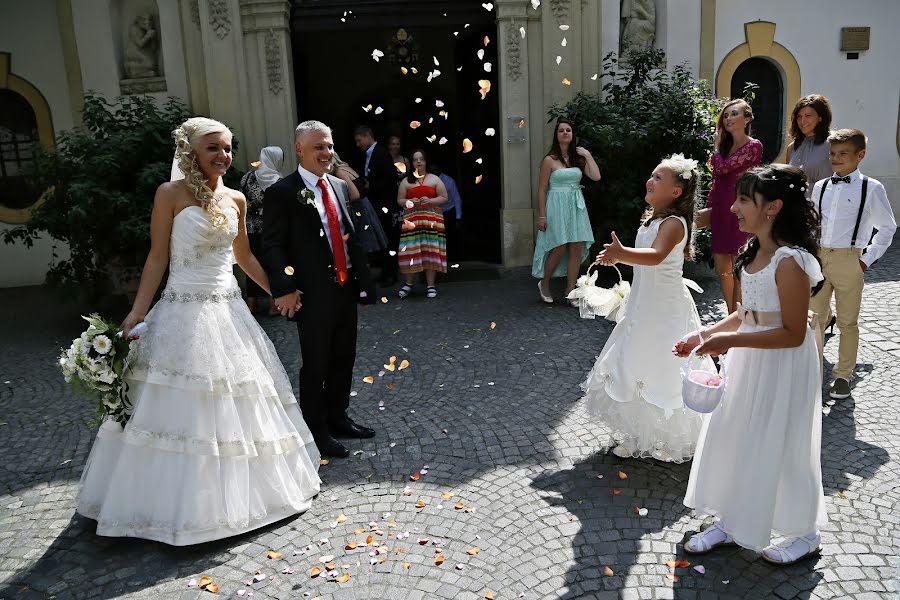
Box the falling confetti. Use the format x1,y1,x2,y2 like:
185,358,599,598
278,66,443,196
284,266,294,275
556,55,562,65
435,99,445,107
415,97,422,103
362,104,372,112
531,0,540,8
484,35,491,46
562,77,571,86
395,161,407,174
462,138,474,153
559,24,570,31
374,106,384,115
476,157,484,164
475,174,483,184
401,67,408,75
371,49,384,62
250,161,261,168
484,128,496,136
438,137,448,145
483,62,492,72
409,121,421,129
477,49,485,60
478,79,491,99
520,26,526,39
481,2,493,10
591,73,599,80
433,56,440,66
693,565,706,574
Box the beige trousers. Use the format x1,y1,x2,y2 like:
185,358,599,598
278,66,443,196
809,247,864,380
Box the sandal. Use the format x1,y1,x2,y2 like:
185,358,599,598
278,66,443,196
397,284,413,298
684,523,736,555
761,533,820,565
426,286,438,299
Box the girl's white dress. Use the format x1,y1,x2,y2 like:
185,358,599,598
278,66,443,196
76,206,321,546
582,216,710,462
684,246,827,551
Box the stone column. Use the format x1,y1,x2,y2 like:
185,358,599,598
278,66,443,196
238,0,297,170
496,0,536,268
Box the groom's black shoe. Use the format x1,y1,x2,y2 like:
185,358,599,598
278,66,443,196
330,416,376,439
315,435,350,458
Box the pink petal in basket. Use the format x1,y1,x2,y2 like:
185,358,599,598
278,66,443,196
688,371,722,387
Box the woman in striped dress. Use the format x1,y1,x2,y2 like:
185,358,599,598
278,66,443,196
396,149,449,298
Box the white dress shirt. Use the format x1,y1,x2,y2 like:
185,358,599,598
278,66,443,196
297,164,352,268
811,169,897,267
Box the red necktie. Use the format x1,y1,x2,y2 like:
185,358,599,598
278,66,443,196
316,178,348,285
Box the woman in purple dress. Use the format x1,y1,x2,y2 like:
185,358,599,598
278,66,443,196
701,99,762,313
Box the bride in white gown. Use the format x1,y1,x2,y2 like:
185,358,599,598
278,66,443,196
76,117,321,546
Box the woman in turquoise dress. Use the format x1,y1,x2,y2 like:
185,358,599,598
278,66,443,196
533,118,602,303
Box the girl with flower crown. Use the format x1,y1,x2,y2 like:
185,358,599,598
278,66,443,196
76,117,321,545
581,154,712,463
674,164,826,565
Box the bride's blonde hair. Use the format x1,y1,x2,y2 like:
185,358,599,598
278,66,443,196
172,117,231,230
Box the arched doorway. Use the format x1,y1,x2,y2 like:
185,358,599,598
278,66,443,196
731,57,783,163
289,1,502,263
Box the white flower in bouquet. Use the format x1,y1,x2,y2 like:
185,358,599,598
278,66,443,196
103,395,121,410
92,335,113,355
97,367,117,385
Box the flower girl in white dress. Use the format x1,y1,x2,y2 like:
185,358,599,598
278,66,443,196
76,117,321,545
675,164,826,565
582,154,712,462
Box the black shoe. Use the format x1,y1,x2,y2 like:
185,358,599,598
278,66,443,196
825,315,837,336
829,377,851,400
315,435,350,458
329,416,376,439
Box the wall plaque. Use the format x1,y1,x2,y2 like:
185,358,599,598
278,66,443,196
840,27,870,52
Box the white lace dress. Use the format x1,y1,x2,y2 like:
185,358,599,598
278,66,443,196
582,216,711,462
76,206,321,546
684,247,827,551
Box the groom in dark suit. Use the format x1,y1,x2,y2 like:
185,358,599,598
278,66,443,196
262,120,376,458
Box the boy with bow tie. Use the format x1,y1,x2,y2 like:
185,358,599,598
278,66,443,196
809,128,896,400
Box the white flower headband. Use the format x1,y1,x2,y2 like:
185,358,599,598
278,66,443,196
666,153,699,180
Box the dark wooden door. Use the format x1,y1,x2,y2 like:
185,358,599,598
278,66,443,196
731,57,783,163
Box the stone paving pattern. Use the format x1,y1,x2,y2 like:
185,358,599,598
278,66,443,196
0,248,898,600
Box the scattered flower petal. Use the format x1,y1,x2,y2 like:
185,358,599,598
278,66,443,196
603,566,614,577
409,121,421,129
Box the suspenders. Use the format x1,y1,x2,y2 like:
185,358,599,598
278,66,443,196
818,175,869,247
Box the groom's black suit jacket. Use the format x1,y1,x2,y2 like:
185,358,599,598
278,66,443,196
262,171,374,305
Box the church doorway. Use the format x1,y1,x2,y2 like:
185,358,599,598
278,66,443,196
731,57,784,163
290,1,502,263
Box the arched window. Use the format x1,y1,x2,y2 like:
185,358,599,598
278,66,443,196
730,57,784,163
0,89,40,210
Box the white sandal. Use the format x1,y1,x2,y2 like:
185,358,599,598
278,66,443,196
611,445,633,459
684,523,735,555
761,533,820,565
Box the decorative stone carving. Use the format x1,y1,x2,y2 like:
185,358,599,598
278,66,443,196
208,0,231,39
505,22,522,81
549,0,570,20
189,0,201,28
264,30,283,95
124,13,160,79
120,77,167,95
620,0,656,56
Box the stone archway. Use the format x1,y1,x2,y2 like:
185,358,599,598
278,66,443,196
715,21,800,163
0,53,54,225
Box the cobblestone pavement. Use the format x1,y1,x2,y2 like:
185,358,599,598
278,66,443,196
1,248,898,600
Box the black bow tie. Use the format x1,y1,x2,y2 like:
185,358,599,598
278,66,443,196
831,175,851,184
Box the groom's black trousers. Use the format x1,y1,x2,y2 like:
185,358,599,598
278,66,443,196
294,273,358,438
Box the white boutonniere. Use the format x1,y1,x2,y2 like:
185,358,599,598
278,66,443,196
299,188,316,206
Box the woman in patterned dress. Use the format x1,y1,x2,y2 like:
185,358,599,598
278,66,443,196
395,149,448,299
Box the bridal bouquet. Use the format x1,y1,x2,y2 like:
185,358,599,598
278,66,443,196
58,314,134,426
566,264,631,322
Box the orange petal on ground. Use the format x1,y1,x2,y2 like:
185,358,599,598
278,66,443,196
403,562,412,569
665,560,678,569
466,547,481,555
484,592,495,600
462,138,474,153
409,121,421,129
399,359,410,370
454,501,465,510
678,560,691,568
319,554,335,563
418,538,429,545
325,563,336,571
415,500,425,509
441,491,454,499
612,489,621,495
266,550,282,559
384,363,396,371
403,487,413,495
410,472,420,481
666,573,679,582
336,514,348,523
354,527,366,534
320,458,329,465
363,376,374,383
387,520,397,527
344,542,358,550
435,554,445,565
603,566,614,577
336,573,351,583
310,566,323,577
205,583,219,593
617,471,627,480
490,322,497,329
198,576,213,588
365,534,374,545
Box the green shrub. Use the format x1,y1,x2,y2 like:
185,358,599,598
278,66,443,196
4,93,242,289
548,48,726,265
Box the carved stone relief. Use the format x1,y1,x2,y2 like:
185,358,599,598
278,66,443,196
505,22,522,82
620,0,656,55
208,0,232,39
124,13,160,79
189,0,201,28
549,0,570,20
264,30,283,95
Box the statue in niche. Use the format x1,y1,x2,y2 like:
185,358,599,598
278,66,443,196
620,0,656,56
124,13,160,79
